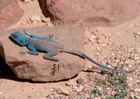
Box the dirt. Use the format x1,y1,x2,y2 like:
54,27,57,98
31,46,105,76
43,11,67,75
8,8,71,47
0,0,139,99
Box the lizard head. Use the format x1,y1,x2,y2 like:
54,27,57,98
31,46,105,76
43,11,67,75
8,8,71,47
10,31,29,46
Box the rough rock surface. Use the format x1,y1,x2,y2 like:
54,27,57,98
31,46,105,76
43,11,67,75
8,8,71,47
0,0,23,31
0,26,85,82
38,0,140,26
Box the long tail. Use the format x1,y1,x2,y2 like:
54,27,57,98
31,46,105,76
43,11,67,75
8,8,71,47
61,45,136,73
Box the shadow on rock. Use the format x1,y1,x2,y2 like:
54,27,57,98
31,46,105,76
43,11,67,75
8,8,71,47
0,56,30,82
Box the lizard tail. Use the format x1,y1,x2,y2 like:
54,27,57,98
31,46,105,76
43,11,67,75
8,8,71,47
82,53,136,73
61,45,136,73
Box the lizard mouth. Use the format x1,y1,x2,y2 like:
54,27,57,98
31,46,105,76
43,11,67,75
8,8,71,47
10,34,17,39
9,34,19,45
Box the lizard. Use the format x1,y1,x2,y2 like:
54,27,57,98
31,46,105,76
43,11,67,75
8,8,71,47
10,31,136,75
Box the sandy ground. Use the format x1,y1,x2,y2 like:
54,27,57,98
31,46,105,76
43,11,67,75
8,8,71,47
0,0,139,99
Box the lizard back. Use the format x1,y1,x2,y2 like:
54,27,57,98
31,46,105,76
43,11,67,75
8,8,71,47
28,37,63,52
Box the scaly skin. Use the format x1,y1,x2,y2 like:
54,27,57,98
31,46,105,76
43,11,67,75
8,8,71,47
10,31,136,75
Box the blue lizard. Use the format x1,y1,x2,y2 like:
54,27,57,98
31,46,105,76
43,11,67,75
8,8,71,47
10,31,136,75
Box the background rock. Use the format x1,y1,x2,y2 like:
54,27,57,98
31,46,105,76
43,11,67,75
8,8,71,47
38,0,140,26
0,0,23,31
0,26,85,82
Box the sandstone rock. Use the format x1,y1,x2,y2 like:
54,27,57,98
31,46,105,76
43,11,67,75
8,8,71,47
0,0,23,31
38,0,140,26
0,26,85,82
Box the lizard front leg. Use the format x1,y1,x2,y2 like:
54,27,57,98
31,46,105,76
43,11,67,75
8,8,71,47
43,48,61,76
20,44,39,55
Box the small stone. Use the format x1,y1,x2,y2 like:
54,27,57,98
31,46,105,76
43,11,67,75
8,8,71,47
135,24,138,27
46,22,54,27
101,44,107,46
112,62,118,66
28,95,31,98
128,81,133,87
89,92,95,99
0,82,4,86
84,39,90,45
42,18,51,23
136,32,140,36
42,18,54,27
86,65,93,69
76,78,84,85
88,35,97,42
77,85,84,92
96,37,107,44
95,53,100,56
0,92,3,95
21,0,33,3
138,89,140,92
56,88,69,96
30,16,41,22
137,48,140,53
65,79,75,86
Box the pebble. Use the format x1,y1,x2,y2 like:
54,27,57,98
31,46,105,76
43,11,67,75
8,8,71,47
21,0,33,3
0,92,2,95
76,78,84,85
76,85,84,92
65,79,75,86
42,18,54,27
56,88,69,96
88,35,97,42
96,37,107,44
30,16,41,22
137,48,140,53
136,32,140,36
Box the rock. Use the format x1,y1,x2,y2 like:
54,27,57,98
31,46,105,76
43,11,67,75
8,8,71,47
0,0,23,31
42,18,54,27
96,37,107,44
56,87,69,96
0,26,85,82
76,78,84,85
38,0,140,26
65,79,75,86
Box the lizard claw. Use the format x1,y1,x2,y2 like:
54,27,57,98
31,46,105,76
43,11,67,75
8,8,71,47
49,34,57,39
23,30,31,36
50,60,61,76
19,50,27,55
49,34,59,43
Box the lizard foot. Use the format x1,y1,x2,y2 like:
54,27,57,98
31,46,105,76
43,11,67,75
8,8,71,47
23,30,31,36
50,60,61,76
49,34,59,43
19,50,27,55
49,34,57,39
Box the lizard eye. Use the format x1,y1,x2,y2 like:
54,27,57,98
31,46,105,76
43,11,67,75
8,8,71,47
20,40,23,43
13,35,18,38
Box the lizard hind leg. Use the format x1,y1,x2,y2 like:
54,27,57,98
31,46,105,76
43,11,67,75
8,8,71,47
43,49,61,76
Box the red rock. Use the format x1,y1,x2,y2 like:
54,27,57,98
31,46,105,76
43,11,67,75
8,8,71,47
0,0,23,31
38,0,140,26
0,26,85,82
